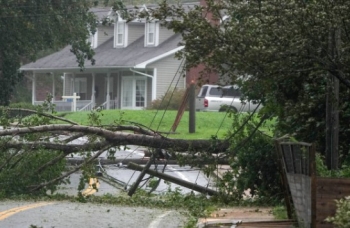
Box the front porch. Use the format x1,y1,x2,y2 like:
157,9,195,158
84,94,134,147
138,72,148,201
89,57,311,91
30,69,155,112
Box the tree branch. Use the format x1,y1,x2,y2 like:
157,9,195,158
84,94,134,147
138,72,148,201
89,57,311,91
0,125,230,152
28,145,112,192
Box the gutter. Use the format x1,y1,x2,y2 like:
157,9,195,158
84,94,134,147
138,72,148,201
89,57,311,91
129,68,153,78
134,46,184,68
20,65,134,73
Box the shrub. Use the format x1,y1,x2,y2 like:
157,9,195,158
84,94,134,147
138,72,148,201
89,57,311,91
326,196,350,227
9,102,36,110
216,113,283,204
148,88,187,110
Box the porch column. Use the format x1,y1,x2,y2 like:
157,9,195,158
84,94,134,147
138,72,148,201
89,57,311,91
63,73,66,96
72,73,76,95
91,73,96,107
51,72,55,102
32,72,36,105
152,69,157,100
106,72,111,110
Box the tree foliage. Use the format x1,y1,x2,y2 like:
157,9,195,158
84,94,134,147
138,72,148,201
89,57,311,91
145,0,350,162
0,0,110,105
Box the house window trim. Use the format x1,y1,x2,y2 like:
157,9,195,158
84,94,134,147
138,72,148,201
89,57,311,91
145,21,159,47
88,29,98,49
114,21,128,48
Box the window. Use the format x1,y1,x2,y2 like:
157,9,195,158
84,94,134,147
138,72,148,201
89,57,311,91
88,30,98,48
145,22,158,46
114,21,127,47
209,87,223,97
74,78,87,100
121,77,147,109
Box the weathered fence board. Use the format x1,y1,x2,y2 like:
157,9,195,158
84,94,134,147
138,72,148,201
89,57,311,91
277,139,350,228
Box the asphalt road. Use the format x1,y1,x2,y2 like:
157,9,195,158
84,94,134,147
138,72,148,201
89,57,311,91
0,201,187,228
0,142,215,227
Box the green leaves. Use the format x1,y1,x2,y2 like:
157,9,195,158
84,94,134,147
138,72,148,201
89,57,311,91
0,0,104,105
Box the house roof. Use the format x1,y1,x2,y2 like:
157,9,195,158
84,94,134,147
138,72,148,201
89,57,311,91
21,33,184,72
90,7,111,20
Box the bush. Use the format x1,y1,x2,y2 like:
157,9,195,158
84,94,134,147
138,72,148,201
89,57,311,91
216,113,283,204
9,102,36,110
326,196,350,227
147,88,187,110
0,148,67,196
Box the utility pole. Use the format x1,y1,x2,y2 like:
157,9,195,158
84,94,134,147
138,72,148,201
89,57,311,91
189,82,196,133
325,28,340,170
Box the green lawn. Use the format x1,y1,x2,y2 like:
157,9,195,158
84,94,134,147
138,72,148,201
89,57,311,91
63,110,234,139
63,110,275,140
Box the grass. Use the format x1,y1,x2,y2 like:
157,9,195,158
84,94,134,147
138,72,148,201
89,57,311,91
271,205,288,219
63,110,234,139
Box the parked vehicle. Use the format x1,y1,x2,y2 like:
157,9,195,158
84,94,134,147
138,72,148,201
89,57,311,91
195,84,261,112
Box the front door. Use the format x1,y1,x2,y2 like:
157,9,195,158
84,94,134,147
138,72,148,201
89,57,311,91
121,77,147,109
73,78,87,100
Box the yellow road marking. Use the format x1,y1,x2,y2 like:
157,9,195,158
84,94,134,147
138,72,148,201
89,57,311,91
0,202,54,221
82,178,100,196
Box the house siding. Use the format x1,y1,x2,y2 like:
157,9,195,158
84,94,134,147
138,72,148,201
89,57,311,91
148,54,185,99
97,25,114,46
128,23,144,45
159,26,175,44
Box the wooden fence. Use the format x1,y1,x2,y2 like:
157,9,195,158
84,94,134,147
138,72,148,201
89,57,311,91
276,140,350,228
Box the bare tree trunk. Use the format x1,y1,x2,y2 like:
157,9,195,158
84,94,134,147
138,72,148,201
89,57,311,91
325,28,339,170
127,162,219,196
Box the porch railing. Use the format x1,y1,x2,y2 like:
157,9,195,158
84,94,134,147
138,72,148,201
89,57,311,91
79,101,94,112
34,100,118,112
98,100,117,110
34,100,91,112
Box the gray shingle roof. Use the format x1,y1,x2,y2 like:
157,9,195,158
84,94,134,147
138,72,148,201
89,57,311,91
21,33,183,71
90,7,111,20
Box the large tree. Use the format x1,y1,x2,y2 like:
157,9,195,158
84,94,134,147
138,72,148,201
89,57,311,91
0,0,106,105
143,0,350,166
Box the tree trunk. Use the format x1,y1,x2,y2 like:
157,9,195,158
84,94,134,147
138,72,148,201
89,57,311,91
127,162,219,196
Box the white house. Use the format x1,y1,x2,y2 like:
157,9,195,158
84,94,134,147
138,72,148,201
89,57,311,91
20,5,197,111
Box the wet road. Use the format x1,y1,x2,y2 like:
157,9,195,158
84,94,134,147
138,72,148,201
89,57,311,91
0,143,215,227
0,201,186,228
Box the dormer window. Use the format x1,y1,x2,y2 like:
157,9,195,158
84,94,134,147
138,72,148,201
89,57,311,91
88,30,98,48
114,21,128,47
145,22,159,46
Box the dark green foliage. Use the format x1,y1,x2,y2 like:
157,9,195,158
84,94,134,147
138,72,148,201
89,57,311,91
0,100,69,197
0,0,110,105
147,88,187,110
216,114,282,203
9,103,36,110
149,0,350,176
11,77,32,104
0,148,67,196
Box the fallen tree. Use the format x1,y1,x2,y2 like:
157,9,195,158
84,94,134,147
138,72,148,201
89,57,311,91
0,107,229,195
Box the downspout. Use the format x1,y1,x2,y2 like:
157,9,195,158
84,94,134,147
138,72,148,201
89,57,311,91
32,72,36,105
91,73,96,107
106,72,110,109
51,72,55,102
